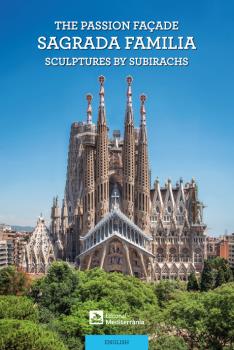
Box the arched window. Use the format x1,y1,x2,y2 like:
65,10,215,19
181,247,190,262
169,247,178,262
194,248,202,263
157,247,164,262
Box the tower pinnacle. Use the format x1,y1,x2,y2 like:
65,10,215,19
99,75,105,107
140,94,147,126
126,76,133,107
98,76,106,125
86,94,93,124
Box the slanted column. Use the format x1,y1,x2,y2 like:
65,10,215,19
100,245,107,268
87,252,93,270
123,243,133,275
139,252,148,279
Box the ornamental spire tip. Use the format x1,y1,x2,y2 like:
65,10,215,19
99,75,105,85
99,76,105,107
140,94,147,125
127,75,133,85
86,93,92,124
126,76,133,107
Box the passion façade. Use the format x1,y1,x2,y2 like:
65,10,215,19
37,36,196,50
55,20,179,32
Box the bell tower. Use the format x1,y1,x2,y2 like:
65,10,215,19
122,76,135,220
96,76,109,222
82,94,96,234
135,94,150,232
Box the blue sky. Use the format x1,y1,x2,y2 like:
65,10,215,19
0,0,233,235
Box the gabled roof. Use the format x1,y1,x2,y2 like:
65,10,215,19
79,232,154,258
79,208,153,258
81,208,152,241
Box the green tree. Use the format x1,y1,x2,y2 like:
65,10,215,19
0,319,68,350
0,266,29,295
149,335,188,350
154,280,185,307
200,260,214,291
47,268,160,348
164,283,234,349
215,268,226,288
187,272,199,291
164,292,206,348
209,257,233,287
201,258,233,291
37,306,55,324
0,296,38,322
76,268,159,315
211,257,233,287
202,283,234,349
30,261,78,315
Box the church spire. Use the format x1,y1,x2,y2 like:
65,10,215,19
139,94,147,141
98,75,106,125
122,76,135,220
127,76,133,108
125,75,134,124
51,196,61,239
135,94,150,232
140,94,146,124
96,75,109,222
86,93,92,124
61,198,68,251
82,93,96,234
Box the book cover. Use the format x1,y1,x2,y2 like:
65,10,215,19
0,1,233,349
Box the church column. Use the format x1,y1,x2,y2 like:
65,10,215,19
123,243,133,275
149,257,156,281
100,244,107,268
87,252,94,270
139,251,148,279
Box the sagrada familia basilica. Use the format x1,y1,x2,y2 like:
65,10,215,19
22,76,207,280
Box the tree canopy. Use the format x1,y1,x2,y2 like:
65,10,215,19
187,272,199,291
0,295,38,322
0,319,68,350
200,258,233,291
0,266,29,295
153,279,186,307
0,261,233,350
149,335,188,350
30,261,79,315
164,282,234,349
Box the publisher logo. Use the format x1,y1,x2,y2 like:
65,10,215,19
89,310,104,325
88,311,144,326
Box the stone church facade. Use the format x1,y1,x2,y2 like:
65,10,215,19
49,76,207,280
22,215,55,273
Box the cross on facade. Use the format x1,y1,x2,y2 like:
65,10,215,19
111,187,120,209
